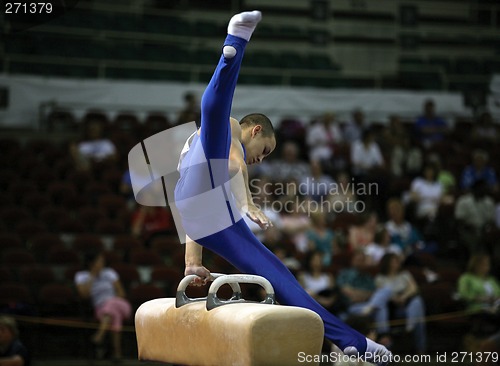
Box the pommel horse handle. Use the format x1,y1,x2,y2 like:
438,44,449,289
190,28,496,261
176,273,242,308
207,274,275,310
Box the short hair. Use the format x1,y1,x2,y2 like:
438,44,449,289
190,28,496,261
467,254,490,274
0,316,19,338
83,251,104,270
240,113,274,137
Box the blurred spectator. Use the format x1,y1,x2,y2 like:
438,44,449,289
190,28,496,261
389,136,423,179
365,225,403,265
299,161,335,202
429,153,456,196
461,149,498,193
337,250,391,339
343,108,365,143
306,211,338,266
75,252,132,361
280,198,311,253
455,180,496,254
350,129,385,178
272,245,301,273
261,141,310,181
0,316,30,366
381,115,408,153
71,119,117,170
176,92,201,127
385,198,422,256
414,99,448,147
472,111,498,145
497,196,500,229
131,205,175,245
409,163,444,220
119,169,136,208
306,112,343,167
348,212,378,250
375,253,427,354
327,171,358,215
299,251,344,314
458,254,500,312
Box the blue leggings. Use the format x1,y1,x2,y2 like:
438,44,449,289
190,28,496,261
174,34,367,353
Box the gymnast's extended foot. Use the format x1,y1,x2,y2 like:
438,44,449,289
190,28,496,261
227,10,262,41
344,338,392,366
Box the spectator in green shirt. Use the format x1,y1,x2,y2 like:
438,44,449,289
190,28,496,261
458,254,500,312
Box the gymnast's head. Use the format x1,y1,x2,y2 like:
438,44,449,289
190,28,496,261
239,113,276,165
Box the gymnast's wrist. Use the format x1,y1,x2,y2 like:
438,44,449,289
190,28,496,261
185,261,202,267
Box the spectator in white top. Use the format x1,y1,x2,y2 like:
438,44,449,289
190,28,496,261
365,225,403,265
306,112,343,163
350,129,384,177
343,108,365,144
455,179,496,254
75,252,131,361
299,251,344,314
375,253,426,353
73,119,117,168
409,163,443,220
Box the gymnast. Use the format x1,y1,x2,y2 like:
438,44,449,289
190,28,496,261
173,10,391,365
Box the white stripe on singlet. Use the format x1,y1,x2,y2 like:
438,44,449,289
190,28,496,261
177,130,197,172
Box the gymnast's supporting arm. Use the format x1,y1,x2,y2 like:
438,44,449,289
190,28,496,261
184,235,210,286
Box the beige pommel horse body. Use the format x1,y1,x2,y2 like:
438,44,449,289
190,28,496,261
135,273,324,366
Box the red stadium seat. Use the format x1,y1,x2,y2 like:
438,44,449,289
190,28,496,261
0,233,23,253
57,217,86,234
2,248,37,267
77,206,107,232
0,267,13,284
111,263,140,291
15,219,48,242
102,250,123,265
0,207,32,228
21,192,51,215
72,233,104,254
150,266,183,295
48,248,81,265
113,234,142,252
150,236,180,257
38,283,79,317
29,232,65,262
129,283,165,309
98,194,127,218
20,266,56,287
0,282,32,304
95,218,126,235
130,248,164,266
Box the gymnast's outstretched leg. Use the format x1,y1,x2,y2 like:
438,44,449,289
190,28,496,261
197,221,390,364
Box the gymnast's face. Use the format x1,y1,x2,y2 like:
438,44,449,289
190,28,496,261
244,125,276,165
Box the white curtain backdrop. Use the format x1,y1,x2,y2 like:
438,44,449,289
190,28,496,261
0,73,472,128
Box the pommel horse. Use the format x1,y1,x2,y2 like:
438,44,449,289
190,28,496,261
135,273,324,366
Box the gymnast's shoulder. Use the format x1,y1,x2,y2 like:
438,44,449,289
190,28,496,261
230,117,242,141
